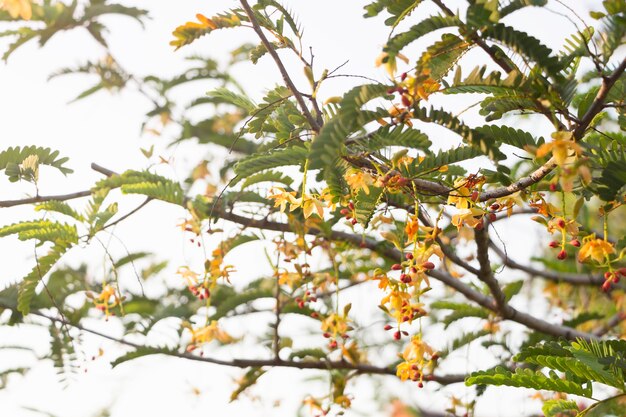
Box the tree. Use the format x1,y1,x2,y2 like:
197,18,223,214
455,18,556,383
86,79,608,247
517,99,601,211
0,0,625,416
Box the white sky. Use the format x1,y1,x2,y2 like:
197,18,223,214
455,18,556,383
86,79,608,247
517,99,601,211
0,1,608,416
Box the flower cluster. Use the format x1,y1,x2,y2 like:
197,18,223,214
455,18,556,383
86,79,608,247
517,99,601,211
87,284,122,320
395,335,438,386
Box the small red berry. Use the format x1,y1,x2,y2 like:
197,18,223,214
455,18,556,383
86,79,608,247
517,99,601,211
570,239,581,247
351,218,358,225
470,190,479,201
323,332,331,338
549,183,557,191
401,72,407,81
605,271,613,280
391,264,403,271
549,241,559,248
405,253,414,260
384,324,393,331
489,213,497,222
393,331,401,340
557,250,567,260
329,340,338,349
557,219,566,228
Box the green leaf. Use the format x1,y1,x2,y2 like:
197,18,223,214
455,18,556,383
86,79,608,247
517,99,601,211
499,0,547,18
0,146,72,178
596,160,626,201
240,170,294,189
502,280,523,301
207,87,256,112
542,399,579,417
309,84,391,171
233,146,308,185
474,125,544,152
482,23,561,75
357,125,431,152
111,346,179,368
465,366,593,397
411,106,506,160
431,301,490,328
170,10,245,50
18,244,71,315
384,14,460,59
579,394,626,416
418,33,471,81
363,0,422,26
402,146,483,178
34,201,83,221
354,186,384,227
230,367,266,402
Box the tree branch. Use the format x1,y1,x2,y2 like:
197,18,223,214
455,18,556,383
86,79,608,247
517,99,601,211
573,56,626,139
11,304,465,385
0,163,116,208
209,207,598,341
239,0,321,132
489,241,605,286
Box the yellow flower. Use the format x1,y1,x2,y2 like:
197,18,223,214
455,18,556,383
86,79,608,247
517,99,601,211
404,216,419,241
547,217,580,237
345,170,374,195
268,187,298,212
301,196,325,219
1,0,32,20
536,131,583,166
185,320,233,351
88,284,121,319
578,238,615,263
177,266,200,287
451,207,484,229
375,51,409,77
446,178,472,209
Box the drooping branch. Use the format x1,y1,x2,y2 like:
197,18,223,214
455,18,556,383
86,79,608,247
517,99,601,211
209,207,598,340
8,304,466,385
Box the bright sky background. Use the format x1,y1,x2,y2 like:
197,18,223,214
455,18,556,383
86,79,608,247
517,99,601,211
0,1,607,416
